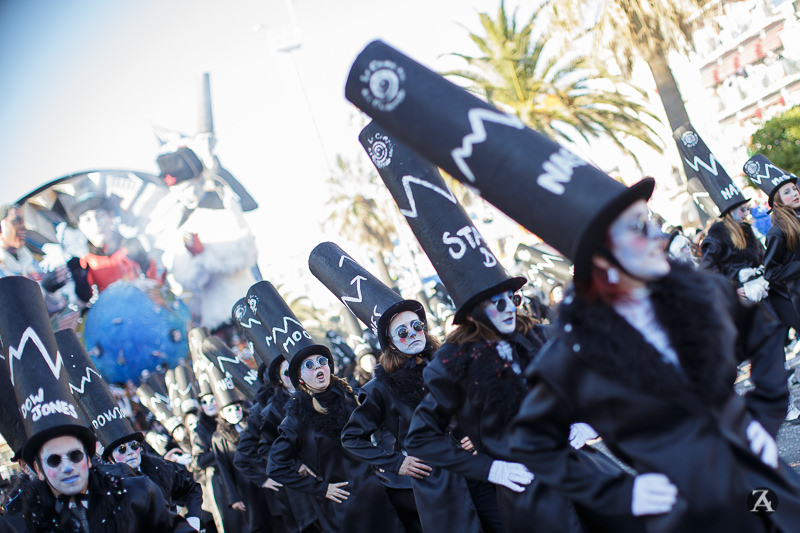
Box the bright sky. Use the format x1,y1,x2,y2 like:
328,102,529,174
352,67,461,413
0,0,509,296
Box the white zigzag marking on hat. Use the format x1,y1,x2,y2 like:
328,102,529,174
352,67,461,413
398,175,457,218
451,108,525,182
683,152,720,177
237,317,262,329
271,317,307,341
342,275,366,314
178,384,195,396
530,253,566,274
69,366,102,394
8,327,63,386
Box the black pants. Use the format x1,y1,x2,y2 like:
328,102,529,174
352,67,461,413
467,479,503,533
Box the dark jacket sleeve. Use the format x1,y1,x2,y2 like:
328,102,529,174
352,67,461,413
126,475,195,533
341,382,406,473
700,232,725,274
764,228,800,284
405,362,494,481
267,416,328,496
212,438,242,506
507,347,635,515
233,405,269,486
168,461,204,522
190,426,216,473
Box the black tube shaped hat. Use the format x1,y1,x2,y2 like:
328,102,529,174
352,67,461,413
188,329,214,398
246,281,330,388
55,328,141,460
136,381,182,435
309,241,424,350
0,277,95,465
187,327,257,402
171,365,200,416
673,124,745,217
345,40,654,282
743,154,798,207
232,297,282,367
359,121,524,323
0,348,28,459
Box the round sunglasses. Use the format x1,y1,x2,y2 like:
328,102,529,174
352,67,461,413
44,449,85,468
489,293,522,312
302,356,329,371
115,441,141,455
392,319,425,340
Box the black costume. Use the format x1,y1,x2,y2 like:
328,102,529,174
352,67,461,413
764,221,800,330
268,382,404,533
190,411,229,532
508,264,800,532
701,221,765,282
21,466,193,532
138,452,204,524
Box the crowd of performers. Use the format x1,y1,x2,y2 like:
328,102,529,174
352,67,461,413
4,40,800,533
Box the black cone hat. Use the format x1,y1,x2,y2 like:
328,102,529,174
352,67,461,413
309,241,424,350
200,336,258,401
0,348,28,459
172,365,200,416
673,124,745,217
0,277,95,465
136,381,182,435
359,121,525,323
345,40,654,281
743,154,798,207
232,297,282,367
165,368,182,417
55,328,141,460
246,281,331,388
188,328,214,398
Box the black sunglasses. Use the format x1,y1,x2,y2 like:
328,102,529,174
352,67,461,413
44,449,85,468
115,441,141,455
201,396,216,405
302,356,329,371
393,320,425,340
491,294,522,312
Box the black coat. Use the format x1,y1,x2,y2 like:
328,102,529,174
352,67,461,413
701,221,764,284
406,328,587,532
139,452,203,523
764,222,800,320
267,383,404,533
342,357,482,533
508,264,800,532
22,466,193,532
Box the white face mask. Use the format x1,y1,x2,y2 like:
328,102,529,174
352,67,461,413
388,311,426,355
200,395,219,417
220,403,243,425
37,436,90,497
480,291,518,334
667,234,696,266
607,201,670,281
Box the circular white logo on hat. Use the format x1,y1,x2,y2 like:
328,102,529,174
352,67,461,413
234,304,246,322
247,295,258,315
743,160,760,178
368,133,394,168
359,60,406,112
681,130,698,148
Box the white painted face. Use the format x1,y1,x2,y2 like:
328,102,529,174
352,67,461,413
729,203,750,223
480,290,517,334
388,310,426,355
607,200,670,281
220,403,243,425
668,234,695,265
279,360,294,391
36,436,90,497
299,353,330,393
110,440,142,470
200,395,219,417
777,182,800,209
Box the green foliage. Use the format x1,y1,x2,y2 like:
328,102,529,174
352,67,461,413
749,106,800,175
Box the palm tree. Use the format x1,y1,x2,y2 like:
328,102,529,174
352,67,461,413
446,1,663,167
548,0,718,179
323,154,399,286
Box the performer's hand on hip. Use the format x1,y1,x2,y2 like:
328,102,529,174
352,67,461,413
631,473,677,516
398,456,432,479
487,460,534,492
326,482,350,503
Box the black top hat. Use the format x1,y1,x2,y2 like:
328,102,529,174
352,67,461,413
246,281,331,388
232,297,283,367
188,330,214,399
267,354,287,388
345,40,654,282
743,154,798,207
0,349,28,459
170,365,200,416
673,124,745,217
358,121,525,323
187,327,257,402
136,382,182,435
189,345,245,408
309,241,425,350
55,329,142,460
0,277,95,465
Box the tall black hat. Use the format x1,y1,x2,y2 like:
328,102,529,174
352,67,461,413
188,328,214,398
673,124,745,217
136,382,182,435
0,277,95,465
55,328,142,460
246,281,331,388
309,241,425,350
232,297,282,367
0,349,28,459
743,154,798,207
188,327,257,402
167,365,200,416
345,41,654,281
359,121,525,323
267,354,288,388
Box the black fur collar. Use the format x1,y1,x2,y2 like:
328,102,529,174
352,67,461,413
373,359,427,409
558,262,737,407
287,382,357,440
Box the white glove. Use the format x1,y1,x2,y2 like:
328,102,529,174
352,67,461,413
631,473,678,516
568,423,599,450
487,460,534,492
747,420,778,468
186,516,201,531
738,267,758,283
742,277,769,302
